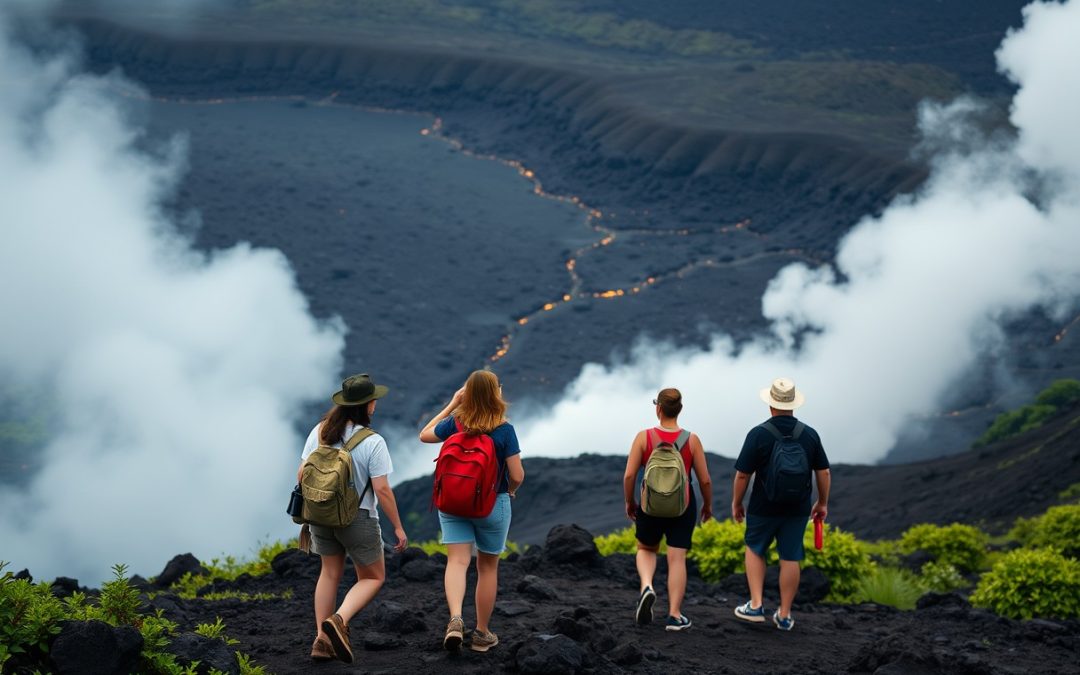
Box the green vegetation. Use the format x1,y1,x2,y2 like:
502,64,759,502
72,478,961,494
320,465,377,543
170,540,289,600
0,562,268,673
195,617,239,645
854,567,924,610
899,523,988,572
919,560,967,593
1060,482,1080,503
1009,504,1080,558
976,379,1080,447
594,519,871,601
970,548,1080,619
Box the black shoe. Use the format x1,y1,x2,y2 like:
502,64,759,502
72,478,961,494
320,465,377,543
635,586,656,625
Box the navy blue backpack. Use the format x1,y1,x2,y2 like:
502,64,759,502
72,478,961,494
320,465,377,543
760,421,811,503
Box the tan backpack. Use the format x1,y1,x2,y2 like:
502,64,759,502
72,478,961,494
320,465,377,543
640,429,691,518
295,427,375,528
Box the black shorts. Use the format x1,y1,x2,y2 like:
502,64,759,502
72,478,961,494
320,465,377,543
635,493,697,550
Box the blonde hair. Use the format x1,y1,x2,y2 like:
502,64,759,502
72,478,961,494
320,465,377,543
454,370,507,434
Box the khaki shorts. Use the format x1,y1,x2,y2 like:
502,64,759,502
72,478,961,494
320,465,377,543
309,509,384,566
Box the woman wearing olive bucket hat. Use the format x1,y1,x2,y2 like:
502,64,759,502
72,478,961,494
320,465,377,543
298,374,409,663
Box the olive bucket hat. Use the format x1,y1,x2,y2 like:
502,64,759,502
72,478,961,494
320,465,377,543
331,373,389,406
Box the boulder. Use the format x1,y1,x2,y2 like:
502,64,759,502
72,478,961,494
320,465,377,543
51,620,143,675
552,615,589,641
608,641,642,667
542,525,600,567
516,634,585,675
50,577,85,599
401,558,441,582
375,600,427,633
916,592,970,611
270,548,319,579
496,600,535,617
166,633,239,675
518,574,558,600
14,568,31,581
155,553,208,588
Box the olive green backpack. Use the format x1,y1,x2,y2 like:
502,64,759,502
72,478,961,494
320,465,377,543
295,427,375,528
640,429,691,518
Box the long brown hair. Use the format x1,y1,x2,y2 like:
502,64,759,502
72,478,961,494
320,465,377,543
319,403,371,445
454,370,507,434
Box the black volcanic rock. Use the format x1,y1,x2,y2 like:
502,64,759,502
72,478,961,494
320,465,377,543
401,558,441,582
608,641,643,666
761,565,831,603
270,548,318,579
518,574,558,600
51,620,142,675
166,633,239,675
375,600,427,633
542,524,600,567
363,632,404,650
898,549,935,573
50,577,85,599
155,553,207,588
916,592,971,611
14,568,31,581
515,634,585,675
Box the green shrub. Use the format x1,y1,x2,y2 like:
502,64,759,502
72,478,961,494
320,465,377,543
976,404,1056,446
595,526,660,556
854,567,924,610
195,617,239,645
1059,482,1080,503
1034,379,1080,408
0,562,65,669
688,519,746,582
899,523,988,572
970,548,1080,619
170,540,288,599
920,560,967,592
802,523,875,601
1010,504,1080,558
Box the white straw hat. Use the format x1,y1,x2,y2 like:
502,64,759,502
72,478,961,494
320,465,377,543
759,377,805,410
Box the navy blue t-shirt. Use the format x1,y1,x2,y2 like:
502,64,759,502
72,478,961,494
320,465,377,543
734,416,830,518
434,416,520,493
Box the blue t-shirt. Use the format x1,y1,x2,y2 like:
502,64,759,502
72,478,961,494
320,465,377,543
734,416,829,518
434,416,520,493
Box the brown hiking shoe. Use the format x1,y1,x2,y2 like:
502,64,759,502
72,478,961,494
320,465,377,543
443,616,465,651
310,636,334,661
320,613,353,664
470,629,499,653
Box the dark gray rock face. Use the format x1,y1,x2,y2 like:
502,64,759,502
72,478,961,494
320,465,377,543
518,574,558,600
51,620,142,675
155,553,208,588
401,558,441,582
166,633,239,675
515,634,585,675
270,548,319,579
375,600,427,633
50,577,85,598
542,524,600,566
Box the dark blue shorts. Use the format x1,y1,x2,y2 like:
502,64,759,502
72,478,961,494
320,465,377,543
744,514,808,561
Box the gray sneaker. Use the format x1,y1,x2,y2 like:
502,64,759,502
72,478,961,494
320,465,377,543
443,616,465,651
470,629,499,652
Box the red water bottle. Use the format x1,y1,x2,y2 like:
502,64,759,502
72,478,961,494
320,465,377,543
813,515,824,550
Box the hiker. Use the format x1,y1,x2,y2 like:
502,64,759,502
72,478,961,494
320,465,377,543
622,387,713,631
419,370,524,654
732,378,831,631
298,374,409,663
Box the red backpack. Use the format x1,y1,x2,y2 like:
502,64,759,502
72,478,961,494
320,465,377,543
432,420,501,518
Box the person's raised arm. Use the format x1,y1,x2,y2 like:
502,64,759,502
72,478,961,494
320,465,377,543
419,387,465,443
371,474,408,552
623,431,646,521
812,469,831,522
690,434,713,522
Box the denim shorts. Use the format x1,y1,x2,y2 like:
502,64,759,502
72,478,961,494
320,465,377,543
309,509,384,566
438,493,512,555
744,513,809,561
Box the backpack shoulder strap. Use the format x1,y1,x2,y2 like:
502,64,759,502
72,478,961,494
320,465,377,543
760,422,784,441
343,427,376,453
791,421,805,440
674,429,691,450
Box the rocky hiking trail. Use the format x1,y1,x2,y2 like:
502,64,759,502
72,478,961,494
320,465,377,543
125,525,1076,675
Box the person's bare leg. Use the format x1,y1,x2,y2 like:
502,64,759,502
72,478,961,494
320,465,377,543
778,560,801,618
444,544,473,618
474,552,500,633
666,546,688,618
336,557,385,623
744,547,766,608
636,543,658,591
314,554,345,640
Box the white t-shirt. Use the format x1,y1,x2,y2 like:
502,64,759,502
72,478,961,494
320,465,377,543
301,422,392,519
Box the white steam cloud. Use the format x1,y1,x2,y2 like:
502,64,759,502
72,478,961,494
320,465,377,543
0,12,344,582
517,0,1080,464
